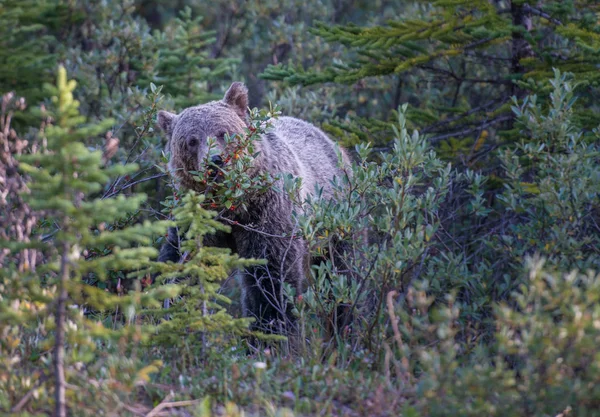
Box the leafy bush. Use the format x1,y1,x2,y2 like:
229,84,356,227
383,257,600,417
295,104,452,353
497,70,600,274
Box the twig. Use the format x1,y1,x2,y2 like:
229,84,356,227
386,291,403,349
122,403,148,416
500,4,563,25
386,290,411,384
420,98,505,134
426,115,513,143
145,397,202,417
374,115,513,153
218,216,291,239
343,241,383,332
11,374,49,412
419,65,511,85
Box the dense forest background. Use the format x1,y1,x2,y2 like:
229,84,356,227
1,0,600,416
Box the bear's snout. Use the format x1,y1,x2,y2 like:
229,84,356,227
206,154,225,183
210,154,224,167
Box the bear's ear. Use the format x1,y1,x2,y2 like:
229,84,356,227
157,110,176,134
223,82,249,120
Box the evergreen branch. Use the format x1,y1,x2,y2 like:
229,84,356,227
420,97,508,134
373,114,512,152
464,51,513,62
462,36,500,51
419,64,511,85
11,373,49,412
426,114,513,143
522,4,562,26
145,395,203,417
218,215,293,239
498,4,563,26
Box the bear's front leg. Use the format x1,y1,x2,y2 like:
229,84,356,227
158,226,236,264
235,229,306,335
158,226,181,263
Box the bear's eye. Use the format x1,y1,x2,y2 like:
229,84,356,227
187,137,199,148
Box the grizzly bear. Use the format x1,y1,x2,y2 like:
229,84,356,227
157,82,351,335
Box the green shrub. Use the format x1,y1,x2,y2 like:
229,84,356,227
387,257,600,417
294,104,452,356
497,70,600,274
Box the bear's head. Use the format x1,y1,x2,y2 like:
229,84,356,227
157,82,249,191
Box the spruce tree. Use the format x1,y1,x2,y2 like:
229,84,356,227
0,66,262,414
262,1,600,157
0,0,60,104
142,191,257,351
0,66,173,415
154,6,236,108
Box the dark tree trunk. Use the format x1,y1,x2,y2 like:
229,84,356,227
510,1,533,96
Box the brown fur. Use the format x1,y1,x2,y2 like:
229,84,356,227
157,82,351,334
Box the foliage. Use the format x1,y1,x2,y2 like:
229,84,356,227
263,0,600,162
179,0,405,130
0,91,34,272
176,106,284,214
413,70,600,339
295,104,452,352
0,66,172,414
497,69,600,274
379,257,600,416
0,67,254,415
0,0,61,104
1,1,600,416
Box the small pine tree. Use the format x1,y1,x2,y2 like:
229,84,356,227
142,191,258,351
0,66,173,415
0,65,263,414
154,6,237,108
